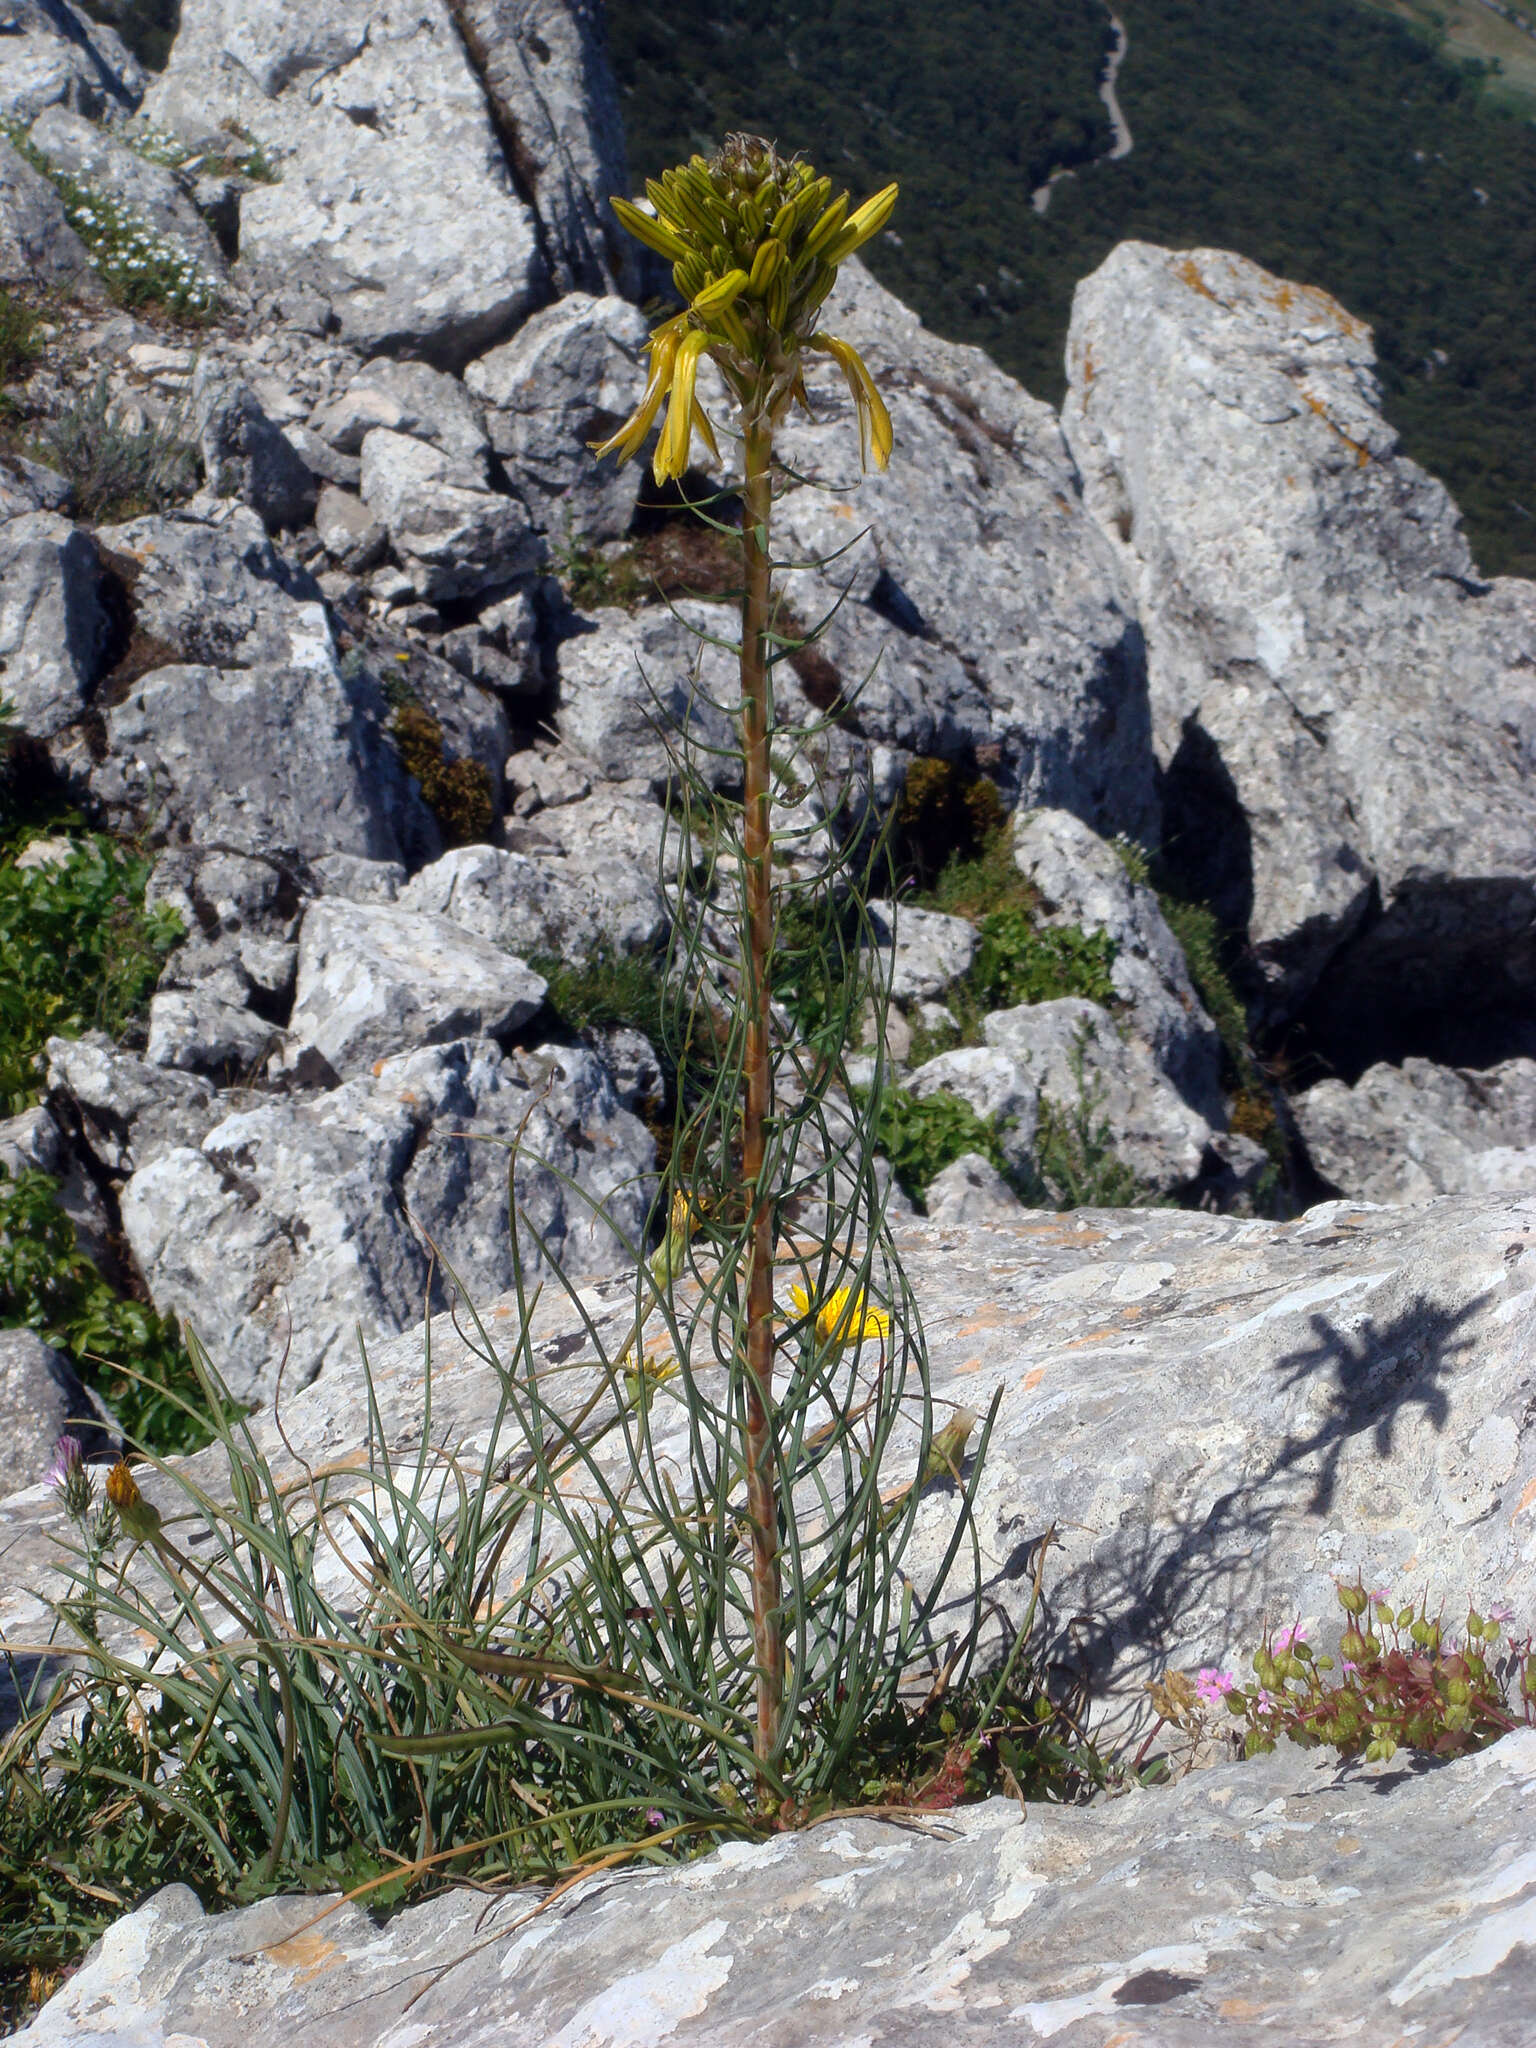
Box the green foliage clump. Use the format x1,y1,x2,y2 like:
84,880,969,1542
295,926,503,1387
390,703,495,849
874,1087,1013,1204
0,289,41,390
1203,1579,1535,1766
895,757,1007,896
535,946,670,1045
33,377,200,524
0,1167,218,1453
970,907,1117,1014
0,833,182,1112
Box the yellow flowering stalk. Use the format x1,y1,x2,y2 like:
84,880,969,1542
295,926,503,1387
787,1281,891,1357
601,136,899,1779
596,135,896,483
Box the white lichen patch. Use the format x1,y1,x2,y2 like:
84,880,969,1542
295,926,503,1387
539,1919,733,2047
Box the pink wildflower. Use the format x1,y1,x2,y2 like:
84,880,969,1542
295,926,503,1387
644,1808,665,1829
1273,1623,1309,1653
1196,1668,1236,1705
1489,1604,1515,1625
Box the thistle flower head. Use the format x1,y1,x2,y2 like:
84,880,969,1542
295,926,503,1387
598,134,896,482
47,1433,94,1521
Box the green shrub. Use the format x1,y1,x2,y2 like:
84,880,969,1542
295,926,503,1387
0,832,182,1112
874,1086,1014,1206
34,377,199,524
970,907,1117,1013
534,946,670,1044
0,1167,221,1454
0,289,41,388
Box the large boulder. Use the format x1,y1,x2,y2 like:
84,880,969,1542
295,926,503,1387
86,511,428,864
0,1330,115,1499
120,1038,655,1404
1294,1055,1536,1204
0,0,143,127
284,898,546,1079
446,0,637,297
0,511,110,739
46,1033,221,1179
1061,242,1536,1047
764,261,1158,843
358,428,537,603
143,0,545,364
464,292,650,541
1012,806,1224,1123
555,603,738,792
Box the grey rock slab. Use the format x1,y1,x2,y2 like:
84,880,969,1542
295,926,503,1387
46,1031,221,1176
0,136,99,292
119,1037,653,1404
555,602,738,792
145,986,277,1076
925,1149,1027,1225
1294,1055,1536,1204
449,0,636,297
465,291,649,540
144,0,546,364
764,260,1157,842
0,452,74,519
0,1330,114,1498
401,798,669,960
313,483,386,572
193,364,316,533
359,428,538,602
0,510,110,739
867,899,978,1004
27,103,225,278
285,897,546,1078
1061,242,1536,1028
985,996,1214,1194
1013,806,1224,1123
319,357,491,467
0,0,142,128
19,1731,1536,2044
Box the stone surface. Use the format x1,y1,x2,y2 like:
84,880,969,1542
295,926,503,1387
27,102,224,278
88,511,426,863
1061,242,1536,1039
144,0,545,364
285,897,546,1079
0,134,100,292
1013,806,1224,1122
312,483,385,572
762,261,1157,843
193,364,316,533
144,985,277,1076
16,1731,1536,2044
0,0,143,128
119,1038,654,1403
0,510,109,739
46,1032,221,1178
359,427,537,602
555,603,738,791
0,1329,114,1498
319,357,491,466
866,899,978,1004
924,1149,1026,1225
464,291,650,540
449,0,636,297
1294,1055,1536,1204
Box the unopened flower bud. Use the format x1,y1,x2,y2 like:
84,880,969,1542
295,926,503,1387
105,1459,162,1544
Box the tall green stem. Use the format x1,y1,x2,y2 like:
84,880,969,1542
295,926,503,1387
739,418,783,1779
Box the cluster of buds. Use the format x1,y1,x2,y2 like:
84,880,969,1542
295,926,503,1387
598,134,897,481
46,1433,94,1523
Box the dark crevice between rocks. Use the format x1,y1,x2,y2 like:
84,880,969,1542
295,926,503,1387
91,543,180,710
1158,714,1254,945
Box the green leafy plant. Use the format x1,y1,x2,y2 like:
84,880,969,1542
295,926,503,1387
33,378,200,525
0,1168,220,1454
1196,1579,1536,1764
970,906,1117,1013
873,1087,1013,1205
0,831,183,1111
0,288,41,388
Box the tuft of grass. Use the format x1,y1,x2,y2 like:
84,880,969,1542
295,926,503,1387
33,377,199,525
0,289,41,389
534,946,669,1044
0,1167,227,1454
0,829,183,1112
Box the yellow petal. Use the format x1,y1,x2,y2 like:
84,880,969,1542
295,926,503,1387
610,195,691,263
822,181,899,264
653,329,710,483
692,267,749,318
808,333,893,471
589,323,682,465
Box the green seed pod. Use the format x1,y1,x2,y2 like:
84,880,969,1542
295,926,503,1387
1340,1626,1368,1662
1337,1582,1369,1616
1397,1605,1415,1629
1410,1618,1432,1647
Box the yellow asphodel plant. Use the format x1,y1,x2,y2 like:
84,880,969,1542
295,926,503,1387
598,136,897,1785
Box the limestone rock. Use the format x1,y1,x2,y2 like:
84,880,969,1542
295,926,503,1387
555,603,738,791
1295,1056,1536,1204
0,0,143,128
464,292,649,540
0,511,109,739
359,428,538,602
924,1150,1026,1225
317,358,491,467
119,1038,654,1403
0,453,74,519
27,104,224,279
905,1045,1040,1178
46,1032,221,1177
144,0,546,364
312,483,385,572
145,987,276,1077
193,366,316,533
284,898,546,1078
0,1331,115,1499
0,136,99,292
763,261,1157,842
1012,806,1224,1122
447,0,636,297
1061,242,1536,1037
865,899,977,1004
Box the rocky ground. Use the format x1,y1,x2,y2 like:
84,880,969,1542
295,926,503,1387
3,0,1536,2038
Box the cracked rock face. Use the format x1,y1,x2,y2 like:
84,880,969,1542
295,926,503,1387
143,0,546,363
1295,1055,1536,1204
0,0,144,129
1061,241,1536,1038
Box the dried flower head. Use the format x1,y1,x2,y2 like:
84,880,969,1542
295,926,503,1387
598,134,897,482
105,1457,162,1543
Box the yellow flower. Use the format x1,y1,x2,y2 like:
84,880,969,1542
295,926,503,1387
788,1281,891,1355
594,135,897,484
105,1458,162,1543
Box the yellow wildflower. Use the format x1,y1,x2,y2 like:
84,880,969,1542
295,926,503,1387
105,1458,162,1543
596,134,897,483
788,1281,891,1355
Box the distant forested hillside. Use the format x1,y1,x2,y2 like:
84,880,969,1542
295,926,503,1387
605,0,1536,579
